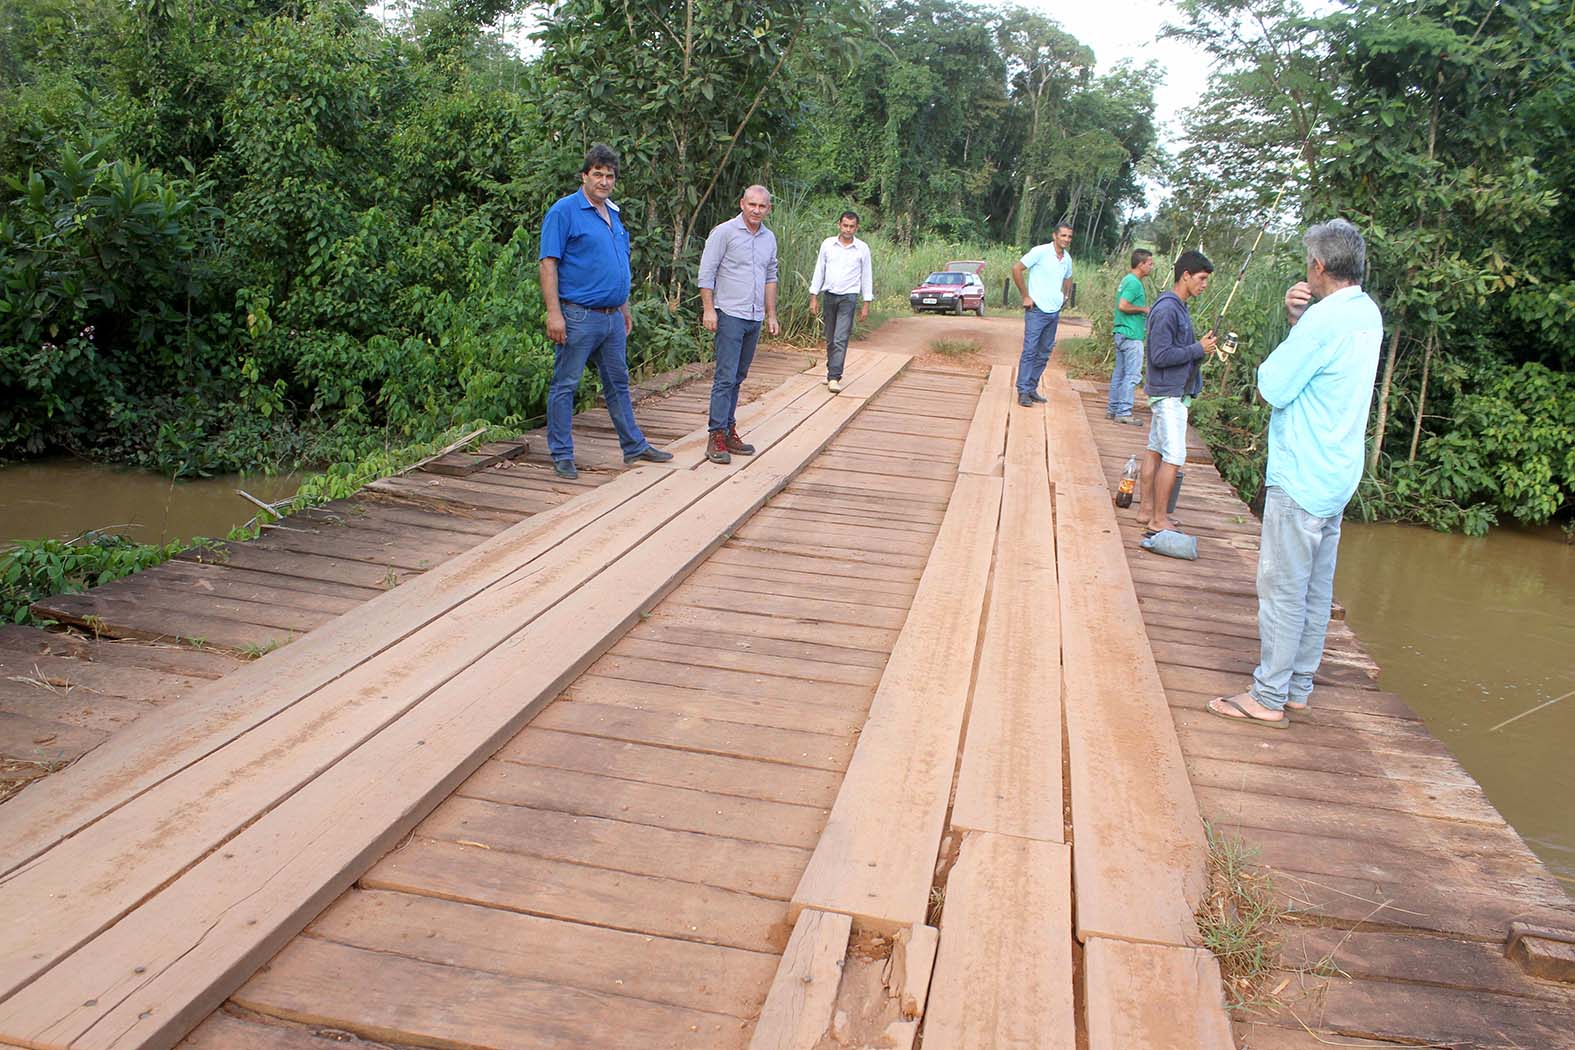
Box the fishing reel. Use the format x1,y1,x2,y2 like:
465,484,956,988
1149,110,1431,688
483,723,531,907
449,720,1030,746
1209,312,1239,359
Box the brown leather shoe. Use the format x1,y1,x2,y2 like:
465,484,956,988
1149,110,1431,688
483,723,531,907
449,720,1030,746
706,430,732,464
725,426,755,456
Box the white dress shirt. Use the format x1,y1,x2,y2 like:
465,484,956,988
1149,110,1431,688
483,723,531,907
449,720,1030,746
809,236,874,300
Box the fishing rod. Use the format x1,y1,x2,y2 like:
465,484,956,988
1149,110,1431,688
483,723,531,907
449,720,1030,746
1207,177,1291,362
1206,124,1319,361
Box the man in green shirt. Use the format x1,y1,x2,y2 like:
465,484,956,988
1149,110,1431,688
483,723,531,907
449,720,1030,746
1107,249,1154,423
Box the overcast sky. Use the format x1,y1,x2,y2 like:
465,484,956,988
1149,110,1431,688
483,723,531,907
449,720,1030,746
1029,0,1214,147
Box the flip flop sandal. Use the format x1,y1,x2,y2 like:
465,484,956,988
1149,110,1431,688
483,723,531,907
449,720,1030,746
1207,695,1290,730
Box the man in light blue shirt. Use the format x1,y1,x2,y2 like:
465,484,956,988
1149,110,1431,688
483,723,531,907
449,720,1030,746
1209,219,1383,729
1010,223,1074,406
698,184,779,464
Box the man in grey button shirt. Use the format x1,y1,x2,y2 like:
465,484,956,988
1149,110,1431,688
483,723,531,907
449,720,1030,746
698,184,780,464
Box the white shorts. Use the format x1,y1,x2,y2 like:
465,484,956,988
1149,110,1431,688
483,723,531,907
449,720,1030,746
1147,397,1189,466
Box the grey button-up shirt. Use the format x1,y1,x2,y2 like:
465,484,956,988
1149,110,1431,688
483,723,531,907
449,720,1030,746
697,215,778,322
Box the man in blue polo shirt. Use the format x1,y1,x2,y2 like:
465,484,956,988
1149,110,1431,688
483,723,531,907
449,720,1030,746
1209,219,1383,729
538,144,673,479
1010,222,1074,406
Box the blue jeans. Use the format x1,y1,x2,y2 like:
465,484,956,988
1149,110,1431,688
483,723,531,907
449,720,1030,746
1017,308,1060,395
1108,335,1143,416
822,292,859,380
1251,486,1343,711
709,310,760,432
547,304,650,462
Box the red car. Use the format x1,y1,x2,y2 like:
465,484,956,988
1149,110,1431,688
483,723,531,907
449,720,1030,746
909,265,987,316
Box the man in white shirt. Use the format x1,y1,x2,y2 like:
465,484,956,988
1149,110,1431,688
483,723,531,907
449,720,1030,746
808,211,874,394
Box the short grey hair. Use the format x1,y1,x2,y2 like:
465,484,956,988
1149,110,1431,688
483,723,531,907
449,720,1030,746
742,184,772,203
1304,219,1366,283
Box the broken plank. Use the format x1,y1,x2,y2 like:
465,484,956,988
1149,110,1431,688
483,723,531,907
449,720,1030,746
1082,938,1233,1050
922,832,1075,1049
747,909,853,1050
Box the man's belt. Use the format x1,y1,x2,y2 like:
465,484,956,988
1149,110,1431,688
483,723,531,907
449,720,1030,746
562,300,622,314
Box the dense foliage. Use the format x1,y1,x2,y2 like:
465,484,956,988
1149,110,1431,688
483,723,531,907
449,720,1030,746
1159,0,1574,532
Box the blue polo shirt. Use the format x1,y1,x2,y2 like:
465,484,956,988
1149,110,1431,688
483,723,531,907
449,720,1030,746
539,189,631,308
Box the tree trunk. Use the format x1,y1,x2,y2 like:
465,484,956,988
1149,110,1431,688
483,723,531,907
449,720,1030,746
1408,329,1434,463
1367,322,1403,476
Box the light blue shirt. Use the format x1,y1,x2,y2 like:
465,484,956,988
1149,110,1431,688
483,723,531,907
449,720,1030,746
1019,243,1073,314
1257,285,1384,518
698,215,779,322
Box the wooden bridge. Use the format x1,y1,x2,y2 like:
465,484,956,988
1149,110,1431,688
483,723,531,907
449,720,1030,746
1,318,1572,1049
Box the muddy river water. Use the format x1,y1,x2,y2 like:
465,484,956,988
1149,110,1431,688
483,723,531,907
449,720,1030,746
2,459,1572,886
1335,522,1575,888
0,459,300,546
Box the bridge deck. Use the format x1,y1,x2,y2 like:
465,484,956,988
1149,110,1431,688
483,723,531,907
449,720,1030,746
0,319,1570,1050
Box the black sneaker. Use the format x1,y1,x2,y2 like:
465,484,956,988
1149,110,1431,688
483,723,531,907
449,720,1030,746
1028,391,1048,403
1018,394,1034,406
552,458,578,479
624,446,675,465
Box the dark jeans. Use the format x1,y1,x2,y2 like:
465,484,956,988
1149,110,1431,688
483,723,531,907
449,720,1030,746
822,292,859,380
709,309,760,433
546,304,650,461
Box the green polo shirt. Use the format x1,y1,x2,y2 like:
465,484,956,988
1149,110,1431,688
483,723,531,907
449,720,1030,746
1114,273,1147,340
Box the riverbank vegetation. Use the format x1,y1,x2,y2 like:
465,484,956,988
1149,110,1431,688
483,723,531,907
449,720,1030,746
0,0,1153,478
1152,0,1574,534
3,0,1570,536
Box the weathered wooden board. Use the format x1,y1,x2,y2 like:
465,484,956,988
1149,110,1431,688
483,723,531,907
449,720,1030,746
1049,385,1208,948
0,465,672,871
366,838,791,954
306,889,778,1019
922,832,1075,1049
950,397,1062,841
746,909,853,1050
955,365,1012,476
0,354,909,1050
1082,938,1233,1050
792,473,1001,930
231,936,749,1050
456,761,830,850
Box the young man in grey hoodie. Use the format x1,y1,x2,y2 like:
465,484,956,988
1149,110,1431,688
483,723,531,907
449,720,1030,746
1135,251,1217,535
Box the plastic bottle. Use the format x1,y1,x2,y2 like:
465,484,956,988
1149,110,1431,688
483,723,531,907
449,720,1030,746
1115,455,1137,508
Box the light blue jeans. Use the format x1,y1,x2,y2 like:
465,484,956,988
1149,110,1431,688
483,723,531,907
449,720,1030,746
547,304,650,462
1108,335,1143,416
1251,485,1343,711
1017,307,1060,395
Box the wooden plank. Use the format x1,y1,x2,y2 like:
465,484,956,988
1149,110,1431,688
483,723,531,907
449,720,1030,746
922,832,1075,1049
955,365,1012,476
308,889,778,1019
0,677,150,734
366,838,791,954
561,675,862,739
420,437,530,476
533,700,855,771
1081,938,1233,1050
792,473,1002,930
0,629,237,678
231,936,748,1050
0,465,668,871
457,761,829,850
418,794,810,899
499,729,843,808
747,909,852,1050
179,1012,360,1048
0,710,106,764
1049,383,1208,948
0,354,910,1050
950,397,1062,841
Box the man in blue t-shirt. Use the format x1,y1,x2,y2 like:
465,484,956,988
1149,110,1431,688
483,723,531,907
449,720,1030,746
538,144,673,479
1209,219,1383,729
1010,223,1074,406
